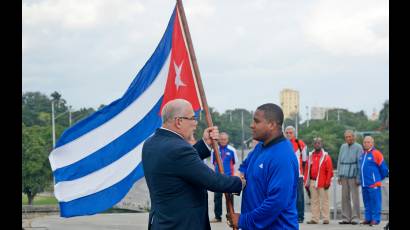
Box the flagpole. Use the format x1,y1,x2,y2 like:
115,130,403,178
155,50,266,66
176,1,237,229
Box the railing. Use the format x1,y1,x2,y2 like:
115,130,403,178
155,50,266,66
327,170,389,220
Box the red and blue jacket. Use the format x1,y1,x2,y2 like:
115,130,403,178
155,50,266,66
359,147,389,188
211,144,238,176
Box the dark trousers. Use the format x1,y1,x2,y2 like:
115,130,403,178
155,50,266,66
297,177,305,221
214,192,233,219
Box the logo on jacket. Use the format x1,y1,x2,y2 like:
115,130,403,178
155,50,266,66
259,163,263,169
367,157,372,160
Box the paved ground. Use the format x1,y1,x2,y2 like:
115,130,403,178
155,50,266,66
25,153,389,229
25,191,388,230
25,212,388,230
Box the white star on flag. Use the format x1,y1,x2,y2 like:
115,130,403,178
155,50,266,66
174,61,186,91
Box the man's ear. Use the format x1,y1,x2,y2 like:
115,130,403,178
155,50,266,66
268,121,276,130
174,118,182,129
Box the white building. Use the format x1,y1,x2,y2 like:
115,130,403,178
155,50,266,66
311,107,330,120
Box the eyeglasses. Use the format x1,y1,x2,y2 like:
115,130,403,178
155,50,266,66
175,116,198,121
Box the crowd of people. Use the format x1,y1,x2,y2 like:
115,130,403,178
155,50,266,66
141,99,389,230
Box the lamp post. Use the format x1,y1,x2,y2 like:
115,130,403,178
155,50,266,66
337,109,340,122
241,110,245,161
51,101,56,148
51,100,72,148
295,105,299,138
306,105,309,128
69,106,72,126
326,109,329,121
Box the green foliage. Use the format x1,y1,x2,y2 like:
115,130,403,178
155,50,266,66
22,125,53,204
22,90,389,197
298,120,346,166
22,194,58,205
379,100,389,130
194,108,253,150
22,91,97,203
22,92,52,126
71,107,96,125
355,131,389,166
299,108,389,168
374,131,389,166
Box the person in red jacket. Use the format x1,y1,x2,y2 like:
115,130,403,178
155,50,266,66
304,137,334,224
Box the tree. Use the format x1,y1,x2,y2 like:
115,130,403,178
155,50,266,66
22,125,52,205
298,120,346,166
50,91,61,102
379,100,389,130
71,107,96,125
283,112,301,130
22,92,52,126
98,104,106,110
193,108,252,149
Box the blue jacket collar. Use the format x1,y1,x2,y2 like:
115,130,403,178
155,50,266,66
262,133,286,148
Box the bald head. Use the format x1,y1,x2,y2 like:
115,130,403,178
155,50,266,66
363,136,374,151
161,99,193,124
219,132,229,147
160,99,198,140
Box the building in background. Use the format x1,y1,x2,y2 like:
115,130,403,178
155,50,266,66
280,89,299,119
310,107,329,120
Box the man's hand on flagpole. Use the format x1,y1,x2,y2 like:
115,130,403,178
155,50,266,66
202,126,219,145
227,213,240,228
233,173,246,196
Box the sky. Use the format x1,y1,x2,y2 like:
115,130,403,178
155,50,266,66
22,0,389,121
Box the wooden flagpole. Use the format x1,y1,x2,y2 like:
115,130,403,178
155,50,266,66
176,0,237,229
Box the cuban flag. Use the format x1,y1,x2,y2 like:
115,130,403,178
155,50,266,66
48,5,202,217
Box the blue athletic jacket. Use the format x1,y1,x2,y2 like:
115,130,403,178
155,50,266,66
211,145,238,176
238,135,299,229
359,147,389,188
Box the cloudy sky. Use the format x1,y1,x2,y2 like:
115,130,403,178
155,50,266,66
22,0,389,120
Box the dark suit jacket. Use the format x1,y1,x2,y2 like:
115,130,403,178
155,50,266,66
142,128,242,230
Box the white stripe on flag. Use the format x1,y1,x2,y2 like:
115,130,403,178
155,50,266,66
49,53,171,171
54,143,144,202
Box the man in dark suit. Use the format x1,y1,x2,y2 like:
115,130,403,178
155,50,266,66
142,99,244,230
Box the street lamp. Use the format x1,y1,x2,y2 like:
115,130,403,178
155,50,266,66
51,100,72,148
241,110,245,161
51,101,56,148
306,105,309,128
337,109,340,122
295,105,299,138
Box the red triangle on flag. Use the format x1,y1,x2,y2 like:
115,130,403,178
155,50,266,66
161,8,202,112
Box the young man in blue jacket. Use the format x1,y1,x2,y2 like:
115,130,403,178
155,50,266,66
359,136,389,226
230,103,299,229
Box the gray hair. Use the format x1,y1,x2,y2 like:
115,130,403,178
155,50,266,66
161,99,192,124
313,137,322,143
363,135,374,143
285,126,295,132
344,130,355,137
220,132,229,138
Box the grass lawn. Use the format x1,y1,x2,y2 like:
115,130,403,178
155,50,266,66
22,194,58,205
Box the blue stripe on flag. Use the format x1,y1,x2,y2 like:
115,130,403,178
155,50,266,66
59,162,145,217
53,98,163,183
54,8,176,148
